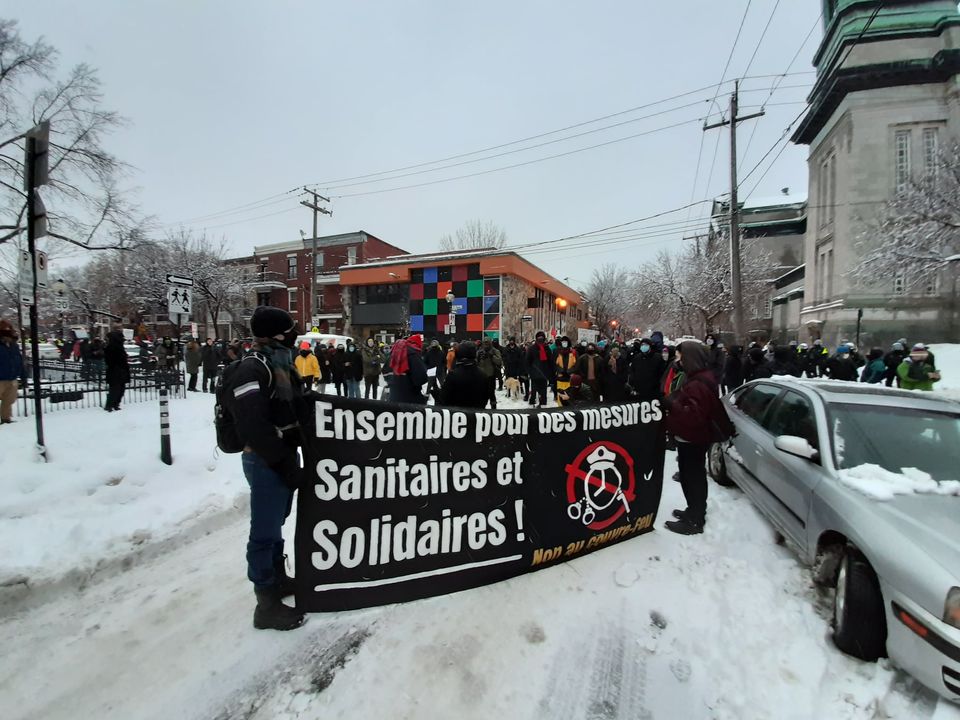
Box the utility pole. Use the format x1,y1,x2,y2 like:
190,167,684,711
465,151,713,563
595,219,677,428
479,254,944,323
300,188,332,328
24,121,50,460
704,80,763,343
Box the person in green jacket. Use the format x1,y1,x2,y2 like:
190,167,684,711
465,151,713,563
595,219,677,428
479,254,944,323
897,343,941,391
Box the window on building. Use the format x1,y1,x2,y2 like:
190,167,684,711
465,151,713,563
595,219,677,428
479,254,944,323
257,292,271,306
924,274,938,296
315,251,324,271
827,155,836,224
258,262,267,280
893,274,905,295
818,160,827,229
763,297,773,319
923,127,939,177
316,292,324,311
288,288,298,311
358,286,368,305
894,129,911,193
826,249,834,298
287,255,298,279
347,246,357,265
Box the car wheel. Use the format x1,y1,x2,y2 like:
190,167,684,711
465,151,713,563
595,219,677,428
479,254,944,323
832,550,887,661
708,442,735,487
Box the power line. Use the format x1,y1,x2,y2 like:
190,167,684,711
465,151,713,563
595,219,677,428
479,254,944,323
161,187,300,227
331,116,707,199
307,75,809,190
739,3,883,201
319,97,715,192
707,0,754,114
742,0,782,79
740,11,823,169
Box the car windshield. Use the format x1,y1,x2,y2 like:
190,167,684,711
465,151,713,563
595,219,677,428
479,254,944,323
830,403,960,481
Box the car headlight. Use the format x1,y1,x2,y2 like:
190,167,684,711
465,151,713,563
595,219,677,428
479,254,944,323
946,587,960,629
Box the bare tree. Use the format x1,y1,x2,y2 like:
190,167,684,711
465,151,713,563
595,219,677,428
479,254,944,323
584,263,634,335
0,19,147,252
439,219,507,252
851,140,960,292
635,237,772,338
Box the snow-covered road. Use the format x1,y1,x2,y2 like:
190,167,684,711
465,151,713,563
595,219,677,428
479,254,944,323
1,451,954,720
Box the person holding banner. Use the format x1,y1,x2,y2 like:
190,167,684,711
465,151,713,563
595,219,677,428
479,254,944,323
225,306,308,631
387,333,428,404
661,341,735,536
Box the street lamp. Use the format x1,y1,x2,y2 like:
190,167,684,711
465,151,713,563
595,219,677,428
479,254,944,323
445,290,456,335
555,297,568,336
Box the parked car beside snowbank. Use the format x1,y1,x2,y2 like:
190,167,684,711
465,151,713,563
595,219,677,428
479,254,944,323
709,378,960,702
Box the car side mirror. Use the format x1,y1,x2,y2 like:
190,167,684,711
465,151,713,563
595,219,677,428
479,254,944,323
774,435,819,462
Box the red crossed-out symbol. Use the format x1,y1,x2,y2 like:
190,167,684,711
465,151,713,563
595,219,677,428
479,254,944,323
564,441,636,531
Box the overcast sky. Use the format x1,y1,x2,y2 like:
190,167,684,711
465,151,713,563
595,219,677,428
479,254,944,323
10,0,822,288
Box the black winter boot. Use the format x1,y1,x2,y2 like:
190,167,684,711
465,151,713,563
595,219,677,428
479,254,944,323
253,587,305,631
664,517,704,535
274,555,296,599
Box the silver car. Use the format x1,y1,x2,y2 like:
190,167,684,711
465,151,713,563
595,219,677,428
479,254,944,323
708,378,960,702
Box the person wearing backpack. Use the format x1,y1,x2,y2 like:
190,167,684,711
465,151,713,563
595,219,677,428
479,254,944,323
661,341,735,536
222,306,309,631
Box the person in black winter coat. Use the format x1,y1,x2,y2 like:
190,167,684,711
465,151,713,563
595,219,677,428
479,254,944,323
742,346,773,382
883,341,906,387
601,345,629,403
628,338,666,402
824,345,859,382
223,306,309,632
721,345,744,392
439,341,488,409
525,331,554,407
768,346,802,377
703,334,725,383
423,339,446,396
332,345,347,396
103,330,130,412
501,337,528,399
201,338,220,393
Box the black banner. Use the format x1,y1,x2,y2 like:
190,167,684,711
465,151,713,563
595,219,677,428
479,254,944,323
295,396,665,611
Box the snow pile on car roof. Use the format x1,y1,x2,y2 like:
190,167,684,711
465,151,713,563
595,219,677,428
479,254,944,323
837,464,960,501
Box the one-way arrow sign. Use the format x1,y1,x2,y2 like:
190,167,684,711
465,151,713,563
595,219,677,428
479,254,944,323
166,273,194,286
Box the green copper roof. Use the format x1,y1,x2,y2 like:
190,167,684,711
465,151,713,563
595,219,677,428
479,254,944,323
815,0,960,75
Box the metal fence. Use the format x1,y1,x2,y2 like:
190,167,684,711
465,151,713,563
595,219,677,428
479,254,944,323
15,359,186,417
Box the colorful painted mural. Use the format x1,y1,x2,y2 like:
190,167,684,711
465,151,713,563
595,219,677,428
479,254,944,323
408,264,501,340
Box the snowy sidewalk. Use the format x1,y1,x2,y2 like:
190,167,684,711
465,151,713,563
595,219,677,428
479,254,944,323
0,391,249,605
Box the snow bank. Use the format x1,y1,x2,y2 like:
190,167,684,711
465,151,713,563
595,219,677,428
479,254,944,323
930,343,960,399
0,392,249,588
837,464,960,501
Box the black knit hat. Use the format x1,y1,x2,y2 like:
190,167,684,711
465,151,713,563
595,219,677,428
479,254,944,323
250,306,296,339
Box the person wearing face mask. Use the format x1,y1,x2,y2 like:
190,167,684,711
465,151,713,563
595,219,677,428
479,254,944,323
360,337,386,399
627,338,665,403
314,341,333,394
221,306,308,630
897,343,941,391
294,341,320,392
703,334,724,384
575,342,603,400
502,336,527,399
554,336,578,404
388,333,428,404
823,344,859,381
525,331,554,407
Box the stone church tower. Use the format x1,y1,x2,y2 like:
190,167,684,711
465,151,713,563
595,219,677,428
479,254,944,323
792,0,960,345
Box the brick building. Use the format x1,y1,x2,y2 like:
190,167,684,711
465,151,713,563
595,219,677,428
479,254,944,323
248,231,408,334
337,248,587,344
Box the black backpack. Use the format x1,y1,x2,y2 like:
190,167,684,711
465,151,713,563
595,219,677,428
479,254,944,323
214,353,271,454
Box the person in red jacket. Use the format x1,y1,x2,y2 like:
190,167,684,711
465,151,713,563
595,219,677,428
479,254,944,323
662,341,734,535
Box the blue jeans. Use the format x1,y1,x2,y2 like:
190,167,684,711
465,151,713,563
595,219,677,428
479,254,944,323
346,379,361,398
241,452,294,588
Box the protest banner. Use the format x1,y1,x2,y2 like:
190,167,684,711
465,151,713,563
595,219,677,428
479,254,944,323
295,396,665,611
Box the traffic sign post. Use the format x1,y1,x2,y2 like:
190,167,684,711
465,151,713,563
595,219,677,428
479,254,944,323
166,278,193,327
